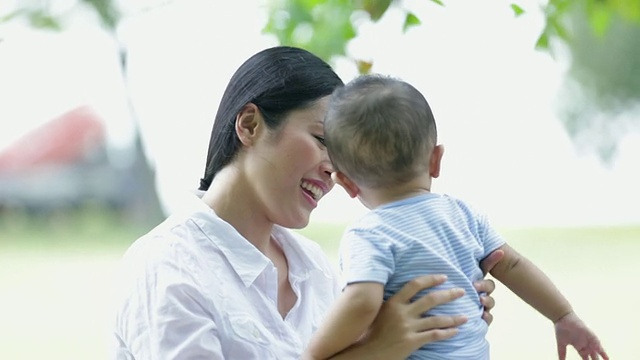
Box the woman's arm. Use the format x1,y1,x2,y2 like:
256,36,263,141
329,275,467,360
332,250,504,360
323,249,504,360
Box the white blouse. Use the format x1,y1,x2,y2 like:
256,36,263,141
112,199,340,359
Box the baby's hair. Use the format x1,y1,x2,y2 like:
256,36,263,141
325,74,437,189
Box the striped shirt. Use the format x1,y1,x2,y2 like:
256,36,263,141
339,193,505,360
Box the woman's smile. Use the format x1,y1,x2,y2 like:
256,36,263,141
300,178,329,208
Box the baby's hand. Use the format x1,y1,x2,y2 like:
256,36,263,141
554,311,609,360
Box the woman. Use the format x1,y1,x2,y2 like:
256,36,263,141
113,46,502,359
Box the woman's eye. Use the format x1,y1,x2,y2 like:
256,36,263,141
314,135,326,146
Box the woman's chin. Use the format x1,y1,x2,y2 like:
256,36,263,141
281,213,311,230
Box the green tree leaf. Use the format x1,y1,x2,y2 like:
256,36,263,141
403,12,421,33
356,0,393,21
8,0,640,164
356,59,373,74
510,4,525,17
0,9,27,23
535,32,549,50
263,0,358,63
587,2,612,38
28,11,62,31
79,0,121,30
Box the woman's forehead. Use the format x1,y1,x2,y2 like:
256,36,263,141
286,98,329,125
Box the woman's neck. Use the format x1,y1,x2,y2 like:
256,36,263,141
201,166,274,254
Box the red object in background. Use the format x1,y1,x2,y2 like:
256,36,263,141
0,106,105,173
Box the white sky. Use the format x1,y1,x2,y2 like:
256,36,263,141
0,0,638,228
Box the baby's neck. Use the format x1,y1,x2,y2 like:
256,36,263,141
360,175,432,209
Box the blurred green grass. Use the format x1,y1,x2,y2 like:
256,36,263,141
302,222,640,360
0,212,638,359
0,206,148,252
297,221,640,262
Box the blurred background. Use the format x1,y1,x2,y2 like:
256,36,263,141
0,0,638,358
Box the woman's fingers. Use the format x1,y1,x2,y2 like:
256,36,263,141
476,280,496,325
365,276,473,358
409,287,465,317
412,328,459,346
479,293,495,310
479,293,495,324
416,315,468,332
391,275,448,304
410,315,467,347
473,278,496,295
481,310,494,325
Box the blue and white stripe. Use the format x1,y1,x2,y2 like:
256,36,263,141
339,193,505,359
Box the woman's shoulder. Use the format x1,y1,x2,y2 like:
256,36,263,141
121,193,218,264
121,205,222,274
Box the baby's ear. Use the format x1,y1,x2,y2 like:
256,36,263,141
331,172,360,198
430,144,445,178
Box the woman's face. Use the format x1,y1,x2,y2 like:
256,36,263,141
247,96,334,229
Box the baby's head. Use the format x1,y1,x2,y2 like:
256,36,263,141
325,74,440,199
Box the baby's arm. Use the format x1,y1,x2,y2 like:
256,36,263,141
303,282,384,360
489,244,572,322
489,244,608,359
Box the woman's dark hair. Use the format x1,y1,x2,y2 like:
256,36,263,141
199,46,344,190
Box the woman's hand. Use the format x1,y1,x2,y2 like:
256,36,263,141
332,250,505,359
332,275,467,360
474,249,505,325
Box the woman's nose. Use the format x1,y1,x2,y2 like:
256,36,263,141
319,159,334,184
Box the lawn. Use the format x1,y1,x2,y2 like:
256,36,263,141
1,215,637,359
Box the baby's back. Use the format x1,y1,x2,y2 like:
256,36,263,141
339,193,505,359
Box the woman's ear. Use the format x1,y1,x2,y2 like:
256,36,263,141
235,103,262,146
430,144,445,178
331,171,360,198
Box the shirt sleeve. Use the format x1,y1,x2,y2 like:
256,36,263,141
476,210,506,257
114,242,224,360
339,228,395,287
448,195,506,258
